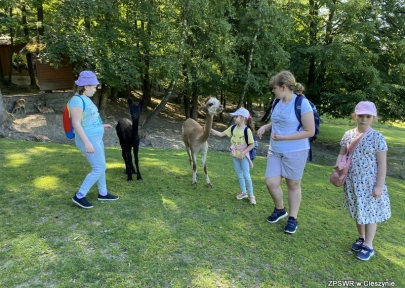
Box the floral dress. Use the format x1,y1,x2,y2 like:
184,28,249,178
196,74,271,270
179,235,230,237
340,128,391,224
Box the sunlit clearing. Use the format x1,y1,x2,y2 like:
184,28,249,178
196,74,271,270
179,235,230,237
161,197,178,211
33,176,59,190
379,242,405,269
5,153,29,167
191,268,231,286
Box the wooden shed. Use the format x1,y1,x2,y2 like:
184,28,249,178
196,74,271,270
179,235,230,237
19,37,75,91
0,35,27,76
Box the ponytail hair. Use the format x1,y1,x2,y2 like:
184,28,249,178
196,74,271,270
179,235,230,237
246,116,256,134
295,83,305,94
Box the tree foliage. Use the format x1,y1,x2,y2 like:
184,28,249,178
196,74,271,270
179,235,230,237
1,0,404,121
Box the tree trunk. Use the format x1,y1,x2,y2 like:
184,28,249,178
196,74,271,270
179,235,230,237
229,6,261,126
191,87,198,120
8,8,13,84
22,5,38,88
0,56,6,85
37,1,44,35
0,89,12,130
141,1,190,130
99,86,110,116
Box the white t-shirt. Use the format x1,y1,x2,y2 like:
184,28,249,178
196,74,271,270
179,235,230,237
270,95,313,153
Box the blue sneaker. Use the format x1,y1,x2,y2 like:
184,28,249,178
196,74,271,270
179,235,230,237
356,246,374,261
267,208,288,223
284,217,298,234
351,238,365,252
72,195,93,209
98,193,119,201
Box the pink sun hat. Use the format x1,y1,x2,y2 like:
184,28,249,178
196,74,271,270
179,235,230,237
75,71,100,86
354,101,377,116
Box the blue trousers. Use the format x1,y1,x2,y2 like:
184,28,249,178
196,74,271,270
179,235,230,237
232,157,254,196
75,133,107,198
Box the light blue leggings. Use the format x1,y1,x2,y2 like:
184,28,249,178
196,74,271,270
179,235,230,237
232,157,254,196
75,133,107,198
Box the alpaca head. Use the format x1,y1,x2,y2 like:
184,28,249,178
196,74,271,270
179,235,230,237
127,98,144,121
200,97,223,116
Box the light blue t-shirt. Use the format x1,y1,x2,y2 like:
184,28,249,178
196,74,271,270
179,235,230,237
270,95,313,153
69,94,104,137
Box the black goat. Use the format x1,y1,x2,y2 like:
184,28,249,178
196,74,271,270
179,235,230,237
116,97,144,181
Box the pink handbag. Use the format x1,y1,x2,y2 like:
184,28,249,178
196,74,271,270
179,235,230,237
330,128,371,187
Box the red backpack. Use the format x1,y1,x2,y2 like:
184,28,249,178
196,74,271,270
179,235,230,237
62,95,85,139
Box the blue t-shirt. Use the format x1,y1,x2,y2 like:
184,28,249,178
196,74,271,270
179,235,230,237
69,94,104,137
270,95,312,153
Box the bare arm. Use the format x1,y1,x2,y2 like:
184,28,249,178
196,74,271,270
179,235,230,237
257,123,272,139
272,112,315,141
335,146,348,168
372,151,387,198
211,128,227,137
71,106,94,153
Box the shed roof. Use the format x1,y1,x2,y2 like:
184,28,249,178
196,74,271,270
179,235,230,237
19,36,46,54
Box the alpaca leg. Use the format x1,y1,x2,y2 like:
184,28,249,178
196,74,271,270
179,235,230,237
122,148,133,181
133,146,142,180
186,147,193,167
191,151,198,185
201,151,212,188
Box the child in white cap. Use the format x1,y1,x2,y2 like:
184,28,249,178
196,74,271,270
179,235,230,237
211,107,257,204
335,101,391,261
70,71,119,209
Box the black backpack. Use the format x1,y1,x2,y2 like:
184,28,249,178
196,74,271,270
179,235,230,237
230,125,258,160
271,95,321,161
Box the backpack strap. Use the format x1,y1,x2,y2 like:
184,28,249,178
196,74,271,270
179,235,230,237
243,126,249,145
294,94,304,131
231,125,251,146
231,124,236,135
75,95,86,111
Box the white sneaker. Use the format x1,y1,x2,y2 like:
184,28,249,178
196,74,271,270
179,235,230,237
236,191,248,199
249,196,256,205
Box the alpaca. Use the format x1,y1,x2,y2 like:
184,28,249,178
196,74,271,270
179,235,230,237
182,97,223,187
116,97,144,181
12,99,26,114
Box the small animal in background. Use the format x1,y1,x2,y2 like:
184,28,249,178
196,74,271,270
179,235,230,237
34,103,55,114
11,99,26,114
116,98,144,181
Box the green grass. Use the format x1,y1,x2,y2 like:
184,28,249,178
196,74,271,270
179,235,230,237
0,119,404,287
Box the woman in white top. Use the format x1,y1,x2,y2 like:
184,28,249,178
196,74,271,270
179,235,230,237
257,71,315,234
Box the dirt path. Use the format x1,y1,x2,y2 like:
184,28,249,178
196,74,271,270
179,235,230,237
1,96,272,156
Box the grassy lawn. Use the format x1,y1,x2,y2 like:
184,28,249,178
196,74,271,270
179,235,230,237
0,119,404,287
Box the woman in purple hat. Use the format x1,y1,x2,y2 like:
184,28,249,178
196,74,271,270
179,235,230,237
335,101,391,261
70,71,119,209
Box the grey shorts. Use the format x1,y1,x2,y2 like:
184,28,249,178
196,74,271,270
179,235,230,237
265,149,309,181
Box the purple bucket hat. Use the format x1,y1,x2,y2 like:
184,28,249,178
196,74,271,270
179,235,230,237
75,71,100,86
355,101,377,116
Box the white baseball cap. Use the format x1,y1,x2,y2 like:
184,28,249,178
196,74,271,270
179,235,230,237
230,107,250,119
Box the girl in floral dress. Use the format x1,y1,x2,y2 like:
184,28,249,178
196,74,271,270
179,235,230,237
335,101,391,261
